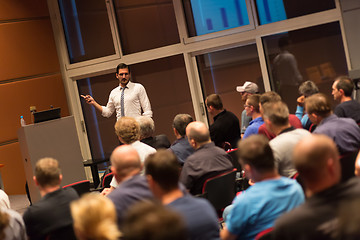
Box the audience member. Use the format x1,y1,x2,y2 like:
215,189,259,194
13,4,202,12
263,101,310,177
236,81,259,137
295,80,319,130
355,151,360,177
332,76,360,123
272,135,360,240
242,94,264,139
145,150,219,240
71,193,121,240
123,201,187,240
0,190,10,209
23,158,78,240
0,208,26,240
180,121,233,195
221,135,304,240
106,117,156,193
107,145,153,227
305,93,360,154
169,114,195,165
136,116,171,149
206,94,241,149
258,91,302,140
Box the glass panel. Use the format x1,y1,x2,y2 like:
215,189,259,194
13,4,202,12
196,44,264,125
262,22,348,113
183,0,250,37
113,0,180,54
256,0,336,25
58,0,115,63
77,55,194,160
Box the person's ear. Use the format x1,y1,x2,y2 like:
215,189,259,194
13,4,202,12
33,176,39,186
339,89,345,96
59,174,63,183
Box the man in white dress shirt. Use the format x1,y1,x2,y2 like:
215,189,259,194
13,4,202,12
81,63,152,119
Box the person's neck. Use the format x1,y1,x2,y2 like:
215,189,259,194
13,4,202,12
160,188,184,205
273,123,292,136
120,82,128,88
39,185,60,197
252,169,280,183
341,96,352,103
195,140,211,150
304,179,338,198
252,112,262,120
212,109,224,118
117,169,141,185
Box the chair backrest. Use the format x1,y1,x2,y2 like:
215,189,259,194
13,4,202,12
102,172,114,188
340,151,358,182
63,180,90,196
255,227,273,240
202,168,237,211
226,148,242,172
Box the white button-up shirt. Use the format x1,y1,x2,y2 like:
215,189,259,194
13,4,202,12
101,81,152,120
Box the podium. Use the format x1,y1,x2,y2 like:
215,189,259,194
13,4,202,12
17,116,86,203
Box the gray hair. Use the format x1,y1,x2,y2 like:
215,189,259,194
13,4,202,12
136,116,155,139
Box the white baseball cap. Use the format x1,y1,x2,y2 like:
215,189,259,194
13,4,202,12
236,81,259,94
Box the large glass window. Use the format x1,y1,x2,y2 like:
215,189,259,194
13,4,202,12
77,55,194,160
58,0,115,63
113,0,180,54
262,22,348,113
256,0,336,25
196,44,265,124
183,0,251,37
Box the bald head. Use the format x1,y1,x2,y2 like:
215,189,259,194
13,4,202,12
293,134,340,187
186,121,210,146
111,145,141,180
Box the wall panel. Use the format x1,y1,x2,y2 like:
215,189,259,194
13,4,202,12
0,74,69,143
0,142,26,195
0,0,49,20
0,19,60,81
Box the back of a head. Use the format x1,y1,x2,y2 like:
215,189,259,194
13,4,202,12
260,91,282,106
206,94,223,110
35,158,61,187
145,150,180,192
186,121,210,144
71,193,121,240
293,134,340,183
123,201,186,240
114,117,140,144
247,94,261,112
237,135,275,173
335,76,354,97
173,114,193,137
298,80,319,97
110,145,141,178
136,116,155,139
262,101,289,126
305,93,332,118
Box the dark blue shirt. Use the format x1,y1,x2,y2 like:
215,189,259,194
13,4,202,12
168,195,220,240
108,175,153,227
314,114,360,154
169,137,195,165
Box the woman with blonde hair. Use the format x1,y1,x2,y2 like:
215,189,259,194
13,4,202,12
71,193,121,240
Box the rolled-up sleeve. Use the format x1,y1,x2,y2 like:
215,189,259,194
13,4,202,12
139,85,153,117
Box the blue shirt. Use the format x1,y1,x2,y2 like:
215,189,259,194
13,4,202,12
295,106,312,130
169,137,195,165
226,177,304,240
314,114,360,154
168,195,220,240
243,117,264,139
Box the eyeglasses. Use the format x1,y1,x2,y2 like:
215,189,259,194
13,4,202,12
244,104,251,108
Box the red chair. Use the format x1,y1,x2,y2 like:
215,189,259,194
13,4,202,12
63,180,90,196
340,151,358,182
255,227,273,240
102,172,114,188
201,168,237,217
226,148,242,172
